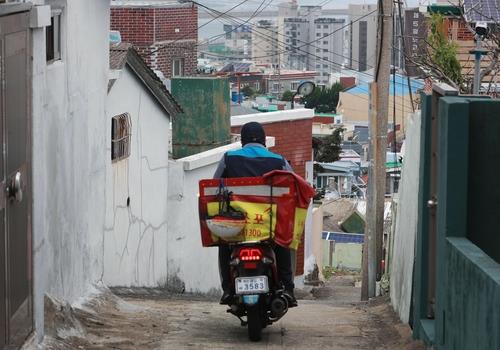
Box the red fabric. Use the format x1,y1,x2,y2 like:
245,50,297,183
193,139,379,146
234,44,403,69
262,170,315,208
198,172,314,248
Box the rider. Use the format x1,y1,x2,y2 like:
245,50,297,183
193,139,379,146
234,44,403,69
213,121,297,306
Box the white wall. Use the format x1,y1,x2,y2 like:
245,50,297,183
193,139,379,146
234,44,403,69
103,64,171,287
31,0,110,339
389,111,421,323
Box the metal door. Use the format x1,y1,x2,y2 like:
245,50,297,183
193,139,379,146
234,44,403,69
0,12,32,349
427,84,457,318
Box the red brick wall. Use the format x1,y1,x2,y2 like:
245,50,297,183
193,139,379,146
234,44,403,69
110,8,155,45
232,118,313,276
154,7,198,42
110,6,198,78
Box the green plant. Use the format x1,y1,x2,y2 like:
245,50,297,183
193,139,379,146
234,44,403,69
241,85,255,97
322,266,336,280
281,90,294,101
314,127,345,163
302,82,343,113
420,13,463,89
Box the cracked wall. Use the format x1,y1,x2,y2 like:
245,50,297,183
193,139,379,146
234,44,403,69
31,0,110,341
104,64,171,288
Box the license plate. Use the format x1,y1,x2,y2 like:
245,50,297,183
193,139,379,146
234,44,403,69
235,276,269,294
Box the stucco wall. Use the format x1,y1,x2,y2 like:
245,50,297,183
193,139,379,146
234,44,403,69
390,111,421,323
104,64,171,287
31,0,110,339
310,207,324,277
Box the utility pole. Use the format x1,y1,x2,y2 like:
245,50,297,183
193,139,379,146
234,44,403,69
361,0,393,301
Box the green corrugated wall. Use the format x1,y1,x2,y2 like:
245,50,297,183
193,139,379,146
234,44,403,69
171,77,231,159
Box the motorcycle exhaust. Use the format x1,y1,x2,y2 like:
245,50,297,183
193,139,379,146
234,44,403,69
270,295,288,318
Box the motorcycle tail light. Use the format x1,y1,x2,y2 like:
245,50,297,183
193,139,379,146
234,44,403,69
239,248,262,261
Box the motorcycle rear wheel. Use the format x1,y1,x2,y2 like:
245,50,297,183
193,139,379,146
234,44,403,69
247,305,262,342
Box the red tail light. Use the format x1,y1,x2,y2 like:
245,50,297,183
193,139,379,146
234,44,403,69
239,248,262,261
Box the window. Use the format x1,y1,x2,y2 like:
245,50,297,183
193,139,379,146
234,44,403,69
413,12,419,19
323,40,328,45
413,28,418,35
316,48,321,52
413,21,418,27
317,25,321,29
323,64,328,68
323,25,329,29
111,113,132,162
316,33,321,37
291,82,299,90
46,11,62,63
323,48,328,52
172,58,184,77
272,82,280,91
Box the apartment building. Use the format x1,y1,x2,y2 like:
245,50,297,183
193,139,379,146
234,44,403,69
252,20,279,67
348,4,377,72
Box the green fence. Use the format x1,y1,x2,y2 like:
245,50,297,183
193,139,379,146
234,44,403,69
413,93,500,349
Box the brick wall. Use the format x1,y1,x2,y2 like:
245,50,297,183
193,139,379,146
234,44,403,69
232,118,313,276
110,5,198,78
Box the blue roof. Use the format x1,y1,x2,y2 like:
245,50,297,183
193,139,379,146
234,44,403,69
346,74,424,96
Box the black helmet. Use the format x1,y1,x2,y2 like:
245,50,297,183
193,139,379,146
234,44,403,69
241,122,266,146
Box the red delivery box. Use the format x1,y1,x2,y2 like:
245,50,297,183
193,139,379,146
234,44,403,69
198,170,314,250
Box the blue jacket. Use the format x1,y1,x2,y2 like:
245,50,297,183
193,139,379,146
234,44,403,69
213,143,292,178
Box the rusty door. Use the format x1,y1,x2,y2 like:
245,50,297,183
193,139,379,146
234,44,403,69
0,12,32,349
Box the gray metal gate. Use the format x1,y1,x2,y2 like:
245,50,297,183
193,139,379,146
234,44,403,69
0,11,32,349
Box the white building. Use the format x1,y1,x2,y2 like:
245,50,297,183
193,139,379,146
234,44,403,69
252,20,279,67
278,2,346,84
0,0,110,348
348,4,377,72
104,43,182,288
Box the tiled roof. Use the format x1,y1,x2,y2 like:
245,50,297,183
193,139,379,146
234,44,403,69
109,43,182,116
109,42,133,70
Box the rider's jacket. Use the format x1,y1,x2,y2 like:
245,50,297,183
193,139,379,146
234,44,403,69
213,143,291,178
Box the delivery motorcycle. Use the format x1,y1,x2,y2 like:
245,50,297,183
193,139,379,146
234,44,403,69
225,241,292,342
199,171,315,341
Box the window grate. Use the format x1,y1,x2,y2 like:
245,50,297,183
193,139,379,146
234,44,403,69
111,113,132,162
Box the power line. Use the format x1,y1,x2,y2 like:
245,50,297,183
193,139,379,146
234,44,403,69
198,10,414,110
148,0,253,56
197,0,274,46
200,5,379,60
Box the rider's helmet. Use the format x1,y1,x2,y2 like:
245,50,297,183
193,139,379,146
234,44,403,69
241,121,266,146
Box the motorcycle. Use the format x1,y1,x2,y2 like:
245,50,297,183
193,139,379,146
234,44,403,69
225,241,292,342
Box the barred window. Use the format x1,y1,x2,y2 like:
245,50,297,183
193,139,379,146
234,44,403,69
111,113,131,162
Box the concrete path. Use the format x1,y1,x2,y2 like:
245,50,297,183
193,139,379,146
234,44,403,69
39,275,426,350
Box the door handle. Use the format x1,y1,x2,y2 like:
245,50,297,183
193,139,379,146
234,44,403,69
6,171,22,203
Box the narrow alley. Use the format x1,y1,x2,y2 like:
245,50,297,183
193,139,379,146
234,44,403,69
39,275,425,350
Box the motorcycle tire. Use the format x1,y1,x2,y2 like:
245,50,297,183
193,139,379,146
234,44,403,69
246,305,262,342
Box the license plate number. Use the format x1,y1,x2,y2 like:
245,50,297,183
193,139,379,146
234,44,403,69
235,276,269,294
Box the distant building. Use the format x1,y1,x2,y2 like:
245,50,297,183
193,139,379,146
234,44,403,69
224,24,252,60
310,18,345,85
252,20,279,67
265,69,319,96
110,0,198,79
270,1,346,84
348,4,377,72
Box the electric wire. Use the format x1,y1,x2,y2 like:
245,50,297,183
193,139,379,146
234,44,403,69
199,7,414,111
148,0,254,56
199,5,414,92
